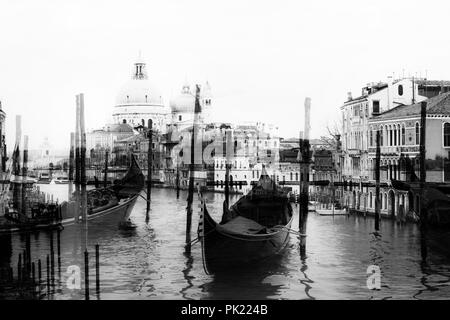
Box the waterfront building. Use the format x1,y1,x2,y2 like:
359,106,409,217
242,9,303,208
86,123,135,154
341,78,450,218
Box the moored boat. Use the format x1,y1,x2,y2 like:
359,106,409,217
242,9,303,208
199,168,293,274
316,207,348,216
60,154,144,227
53,175,69,184
1,155,144,233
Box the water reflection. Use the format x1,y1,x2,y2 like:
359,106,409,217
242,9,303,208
2,186,450,299
201,254,287,300
180,252,194,300
298,257,315,300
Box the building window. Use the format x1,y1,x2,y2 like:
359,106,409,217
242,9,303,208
379,127,383,146
444,123,450,147
373,100,380,114
389,126,393,146
415,122,420,145
394,125,397,146
398,85,403,96
179,115,182,121
401,124,406,145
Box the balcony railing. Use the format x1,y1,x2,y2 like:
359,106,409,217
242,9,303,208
368,145,419,154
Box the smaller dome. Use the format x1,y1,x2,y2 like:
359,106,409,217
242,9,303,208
170,83,195,113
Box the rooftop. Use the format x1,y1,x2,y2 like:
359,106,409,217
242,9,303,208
372,91,450,120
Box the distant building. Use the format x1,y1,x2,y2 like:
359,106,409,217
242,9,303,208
86,123,135,152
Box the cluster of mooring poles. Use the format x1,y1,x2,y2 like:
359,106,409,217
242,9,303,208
82,244,101,300
0,230,63,299
70,93,101,300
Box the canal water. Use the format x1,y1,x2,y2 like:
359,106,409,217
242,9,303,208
2,185,450,300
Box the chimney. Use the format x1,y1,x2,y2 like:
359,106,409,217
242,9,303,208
347,92,352,101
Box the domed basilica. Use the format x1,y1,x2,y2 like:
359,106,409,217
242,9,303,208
112,56,212,132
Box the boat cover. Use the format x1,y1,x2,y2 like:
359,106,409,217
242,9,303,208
217,216,266,235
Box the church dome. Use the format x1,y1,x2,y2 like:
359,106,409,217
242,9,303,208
115,79,163,106
170,83,195,113
114,58,164,106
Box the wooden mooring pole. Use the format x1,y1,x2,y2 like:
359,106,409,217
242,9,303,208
13,115,22,219
84,249,89,300
375,130,381,231
185,85,201,254
95,244,100,297
75,97,81,222
419,101,427,262
103,149,109,188
299,97,311,259
38,259,42,292
146,119,153,221
46,254,50,295
176,158,180,200
50,231,55,284
79,93,87,225
22,135,29,218
69,132,75,199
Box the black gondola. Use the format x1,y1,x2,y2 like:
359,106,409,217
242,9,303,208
198,168,293,274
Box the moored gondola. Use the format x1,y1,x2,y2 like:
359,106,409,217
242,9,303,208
1,155,144,233
60,154,145,227
198,168,293,274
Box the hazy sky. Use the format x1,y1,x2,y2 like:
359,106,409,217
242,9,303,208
1,0,450,151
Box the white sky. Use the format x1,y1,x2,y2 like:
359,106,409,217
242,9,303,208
1,0,450,151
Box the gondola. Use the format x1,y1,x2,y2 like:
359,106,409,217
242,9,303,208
1,155,144,233
198,168,293,274
60,154,145,227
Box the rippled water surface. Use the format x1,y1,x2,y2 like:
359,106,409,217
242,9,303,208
2,185,450,300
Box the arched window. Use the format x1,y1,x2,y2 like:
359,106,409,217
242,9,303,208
389,125,393,146
415,122,420,145
444,123,450,147
380,126,384,146
398,84,403,96
394,125,397,146
401,124,406,145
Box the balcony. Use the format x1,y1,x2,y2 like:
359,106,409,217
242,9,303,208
368,145,419,155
